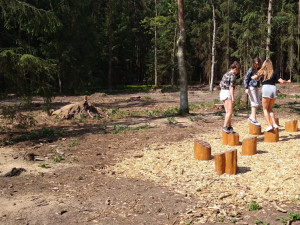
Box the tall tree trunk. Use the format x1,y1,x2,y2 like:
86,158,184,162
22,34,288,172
177,0,189,114
266,0,272,58
107,0,113,91
297,0,300,65
226,0,230,69
171,26,177,87
154,0,158,86
209,0,216,92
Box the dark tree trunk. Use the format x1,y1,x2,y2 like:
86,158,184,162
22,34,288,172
177,0,189,114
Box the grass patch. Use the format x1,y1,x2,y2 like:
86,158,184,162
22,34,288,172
163,107,180,117
53,155,64,162
38,163,50,168
13,128,59,142
276,212,300,224
277,93,287,99
112,124,150,134
167,117,177,124
255,219,269,225
247,201,261,211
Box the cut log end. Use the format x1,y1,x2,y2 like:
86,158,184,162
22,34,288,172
242,136,257,156
194,140,211,161
214,153,225,175
228,132,239,146
285,120,298,132
249,123,262,135
225,149,237,175
264,128,279,142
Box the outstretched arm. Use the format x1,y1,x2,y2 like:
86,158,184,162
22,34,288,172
278,78,291,84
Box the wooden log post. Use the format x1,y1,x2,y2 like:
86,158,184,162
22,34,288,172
225,149,237,175
285,120,298,132
242,136,257,156
264,128,279,142
194,140,212,160
270,118,279,126
228,132,239,146
214,153,225,175
249,123,261,135
222,131,229,145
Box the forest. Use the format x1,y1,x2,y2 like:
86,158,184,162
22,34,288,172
0,0,299,101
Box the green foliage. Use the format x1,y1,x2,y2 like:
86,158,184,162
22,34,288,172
0,0,298,97
112,124,150,134
163,107,179,117
53,155,64,163
255,219,269,225
215,111,223,116
38,163,50,168
277,93,287,99
13,128,56,142
167,117,177,124
247,201,261,211
276,212,300,224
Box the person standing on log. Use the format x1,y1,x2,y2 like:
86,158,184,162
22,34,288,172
219,61,241,133
251,58,291,132
244,58,262,127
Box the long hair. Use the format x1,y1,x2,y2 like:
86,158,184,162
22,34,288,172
251,57,262,73
257,58,273,81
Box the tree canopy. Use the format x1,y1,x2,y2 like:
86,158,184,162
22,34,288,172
0,0,299,100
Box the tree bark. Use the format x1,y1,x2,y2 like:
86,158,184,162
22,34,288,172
171,26,177,87
154,0,158,86
266,0,272,58
177,0,189,114
209,0,216,92
107,0,113,91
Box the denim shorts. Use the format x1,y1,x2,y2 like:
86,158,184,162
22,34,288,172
262,84,277,98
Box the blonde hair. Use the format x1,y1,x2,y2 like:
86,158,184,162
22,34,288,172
257,58,273,81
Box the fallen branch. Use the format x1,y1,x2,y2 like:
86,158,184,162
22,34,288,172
273,201,287,213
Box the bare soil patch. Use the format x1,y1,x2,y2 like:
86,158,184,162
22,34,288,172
0,84,300,225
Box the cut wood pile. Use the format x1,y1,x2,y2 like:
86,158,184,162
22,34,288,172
50,96,101,119
106,116,300,223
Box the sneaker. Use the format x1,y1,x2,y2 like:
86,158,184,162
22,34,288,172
248,117,261,126
228,126,234,133
265,126,274,132
253,120,261,127
273,124,279,129
222,126,230,133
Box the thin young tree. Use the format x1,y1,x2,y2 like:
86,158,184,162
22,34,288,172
177,0,188,114
107,0,113,91
209,0,216,92
266,0,273,57
154,0,158,86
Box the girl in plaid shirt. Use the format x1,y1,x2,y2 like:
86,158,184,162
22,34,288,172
219,61,241,133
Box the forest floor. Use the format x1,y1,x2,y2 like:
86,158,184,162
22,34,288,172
0,84,300,225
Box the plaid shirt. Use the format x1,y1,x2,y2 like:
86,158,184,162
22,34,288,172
220,71,236,90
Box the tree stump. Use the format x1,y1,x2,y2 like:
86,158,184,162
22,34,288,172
264,128,279,142
249,123,261,135
214,153,225,175
222,131,229,145
285,120,298,132
228,133,239,146
194,140,211,160
225,149,237,175
270,118,279,126
242,136,257,156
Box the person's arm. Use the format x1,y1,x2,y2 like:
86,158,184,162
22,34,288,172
244,68,252,94
230,86,235,103
251,74,258,80
278,78,291,84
